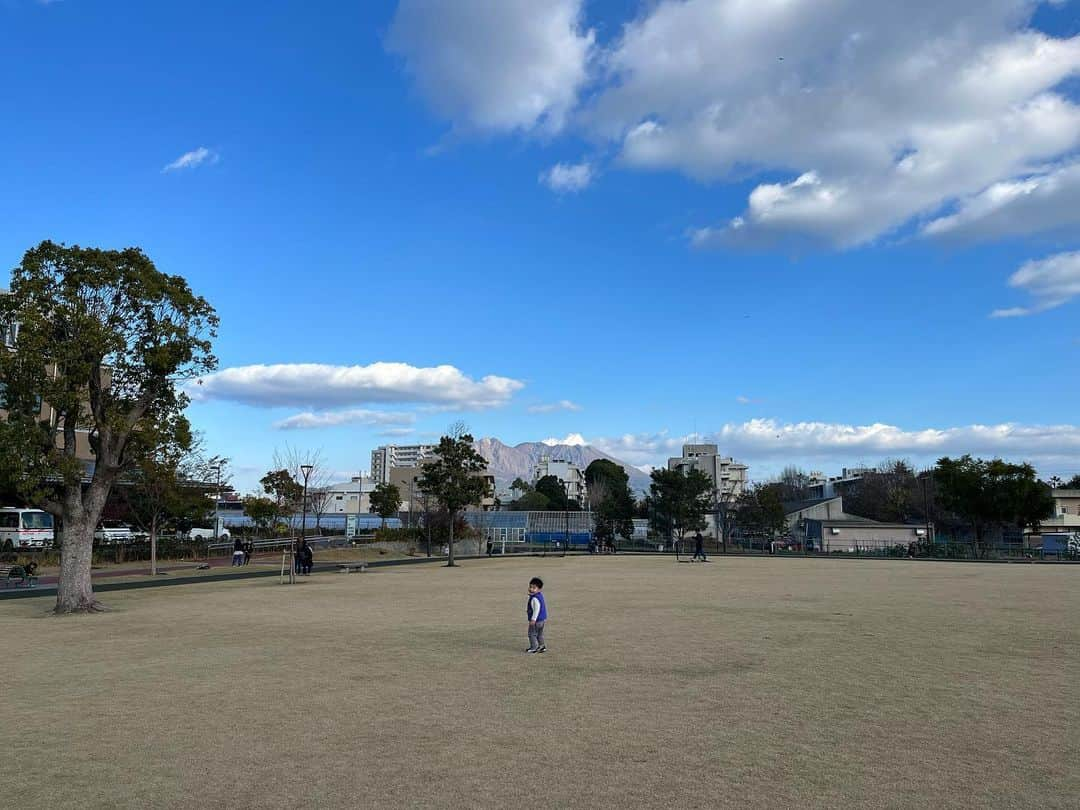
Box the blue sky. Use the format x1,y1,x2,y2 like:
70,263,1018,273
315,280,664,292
2,0,1079,490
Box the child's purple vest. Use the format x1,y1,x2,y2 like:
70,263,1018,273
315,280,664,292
527,591,547,621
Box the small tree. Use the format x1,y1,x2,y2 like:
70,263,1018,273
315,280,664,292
260,468,302,528
243,495,281,536
417,432,489,567
370,482,402,529
119,421,222,574
0,241,217,612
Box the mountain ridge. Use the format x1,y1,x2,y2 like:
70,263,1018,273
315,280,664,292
473,437,652,495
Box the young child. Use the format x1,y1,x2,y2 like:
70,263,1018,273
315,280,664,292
525,577,548,654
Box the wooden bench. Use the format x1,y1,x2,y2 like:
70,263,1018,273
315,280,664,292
337,562,368,573
0,564,36,588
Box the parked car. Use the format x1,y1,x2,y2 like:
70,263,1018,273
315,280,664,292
187,527,230,541
94,521,133,544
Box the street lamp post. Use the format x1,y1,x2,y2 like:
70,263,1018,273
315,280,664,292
294,464,314,585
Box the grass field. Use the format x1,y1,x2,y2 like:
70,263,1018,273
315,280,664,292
3,556,1075,809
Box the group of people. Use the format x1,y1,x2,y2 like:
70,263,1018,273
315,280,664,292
230,537,255,566
588,539,617,555
293,538,314,575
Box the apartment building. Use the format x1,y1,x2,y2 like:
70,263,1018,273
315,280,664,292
667,444,748,499
370,444,438,484
1,306,96,464
532,456,587,505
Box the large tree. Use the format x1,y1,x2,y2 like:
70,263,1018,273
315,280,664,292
647,467,712,545
585,459,634,547
417,432,489,567
934,456,1054,555
0,241,216,612
535,474,572,510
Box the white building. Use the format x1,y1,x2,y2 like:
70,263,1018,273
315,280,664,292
532,456,587,505
319,476,376,514
667,444,748,499
370,444,438,484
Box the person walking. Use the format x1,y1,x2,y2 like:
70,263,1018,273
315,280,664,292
692,531,707,562
525,577,548,654
242,538,253,565
232,536,245,567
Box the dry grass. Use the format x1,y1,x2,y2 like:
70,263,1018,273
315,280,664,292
2,557,1076,809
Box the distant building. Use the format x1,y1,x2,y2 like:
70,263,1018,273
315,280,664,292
806,468,873,499
1031,489,1080,538
667,444,748,499
370,444,438,484
319,477,376,515
389,462,497,522
532,456,587,505
1,296,96,464
784,496,931,551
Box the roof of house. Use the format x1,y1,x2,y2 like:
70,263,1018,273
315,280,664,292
783,496,842,515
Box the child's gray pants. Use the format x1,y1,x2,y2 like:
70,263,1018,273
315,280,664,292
529,621,546,649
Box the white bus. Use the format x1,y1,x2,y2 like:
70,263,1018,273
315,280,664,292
0,508,55,549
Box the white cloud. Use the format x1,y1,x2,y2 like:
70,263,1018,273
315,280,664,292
542,433,588,447
189,362,524,410
392,0,1080,246
387,0,594,134
923,160,1080,241
528,399,583,413
539,162,593,193
274,409,415,431
576,418,1080,472
602,1,1080,247
162,147,218,173
990,251,1080,317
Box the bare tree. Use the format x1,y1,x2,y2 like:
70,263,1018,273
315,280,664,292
272,444,334,533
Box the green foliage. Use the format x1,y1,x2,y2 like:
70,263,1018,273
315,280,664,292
647,467,712,541
1065,475,1080,489
935,456,1054,551
242,495,281,534
417,432,489,565
370,483,402,523
0,240,218,612
586,459,635,543
260,469,302,511
535,475,571,509
509,490,550,511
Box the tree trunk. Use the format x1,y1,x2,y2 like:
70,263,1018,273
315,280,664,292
55,515,103,613
446,509,456,567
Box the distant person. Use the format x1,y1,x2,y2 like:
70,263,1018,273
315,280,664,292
525,576,548,654
232,537,245,567
300,540,313,575
692,532,707,562
243,539,254,565
486,539,493,557
295,538,308,575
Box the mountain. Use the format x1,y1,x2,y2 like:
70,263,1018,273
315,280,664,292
473,437,652,495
